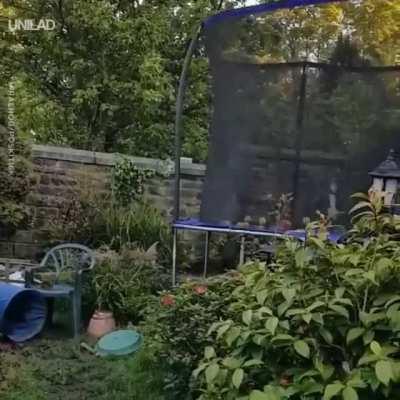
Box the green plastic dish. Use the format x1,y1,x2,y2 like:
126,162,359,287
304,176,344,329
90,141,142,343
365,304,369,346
95,330,143,357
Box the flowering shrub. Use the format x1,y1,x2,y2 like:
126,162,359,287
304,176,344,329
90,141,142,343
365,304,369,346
143,274,242,399
193,195,400,400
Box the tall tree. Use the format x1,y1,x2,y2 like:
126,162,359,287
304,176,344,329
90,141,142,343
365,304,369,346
1,0,238,159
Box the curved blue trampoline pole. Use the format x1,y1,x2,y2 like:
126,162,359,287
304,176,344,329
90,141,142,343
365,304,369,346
174,25,202,223
203,0,350,28
172,25,202,286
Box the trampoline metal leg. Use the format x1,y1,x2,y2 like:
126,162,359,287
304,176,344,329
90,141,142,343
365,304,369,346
203,231,210,279
172,228,178,286
239,235,245,266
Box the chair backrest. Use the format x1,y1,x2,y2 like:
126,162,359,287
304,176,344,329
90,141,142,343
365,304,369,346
40,244,95,282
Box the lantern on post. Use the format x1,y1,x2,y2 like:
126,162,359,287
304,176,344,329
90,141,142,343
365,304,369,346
369,149,400,208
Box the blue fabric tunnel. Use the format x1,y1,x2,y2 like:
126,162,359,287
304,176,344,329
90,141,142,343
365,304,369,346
0,283,47,342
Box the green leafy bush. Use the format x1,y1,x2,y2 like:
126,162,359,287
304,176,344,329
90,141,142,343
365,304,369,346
143,274,242,399
194,194,400,400
0,201,31,234
103,201,171,259
0,125,32,235
49,184,171,265
112,157,155,206
92,244,170,324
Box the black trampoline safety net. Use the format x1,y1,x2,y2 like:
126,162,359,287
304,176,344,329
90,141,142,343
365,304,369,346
194,0,400,230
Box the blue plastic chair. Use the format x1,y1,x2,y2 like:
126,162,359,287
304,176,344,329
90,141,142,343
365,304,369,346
25,244,95,338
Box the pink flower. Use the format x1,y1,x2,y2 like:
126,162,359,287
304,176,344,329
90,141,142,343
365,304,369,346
193,285,207,295
161,294,175,306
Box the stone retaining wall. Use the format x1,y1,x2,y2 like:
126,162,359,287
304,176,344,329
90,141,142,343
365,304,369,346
0,144,205,259
1,143,347,260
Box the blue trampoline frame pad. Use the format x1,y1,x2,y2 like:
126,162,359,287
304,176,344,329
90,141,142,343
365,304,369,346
171,219,290,286
171,219,345,285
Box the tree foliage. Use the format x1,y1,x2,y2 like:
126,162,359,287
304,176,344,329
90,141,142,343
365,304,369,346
0,1,399,161
1,0,235,159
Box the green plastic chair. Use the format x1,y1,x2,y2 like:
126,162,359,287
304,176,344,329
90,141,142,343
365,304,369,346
25,244,95,338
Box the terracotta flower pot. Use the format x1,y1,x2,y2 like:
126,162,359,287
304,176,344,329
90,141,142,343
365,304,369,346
87,310,116,339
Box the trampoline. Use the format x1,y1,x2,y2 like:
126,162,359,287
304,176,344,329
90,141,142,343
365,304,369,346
172,0,400,284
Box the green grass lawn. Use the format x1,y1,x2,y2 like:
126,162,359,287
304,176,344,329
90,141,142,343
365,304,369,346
0,338,166,400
